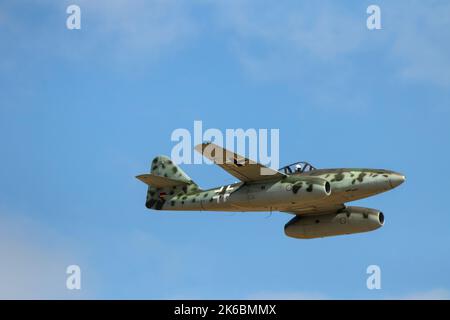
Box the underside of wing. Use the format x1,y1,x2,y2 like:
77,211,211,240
194,142,285,183
282,203,346,216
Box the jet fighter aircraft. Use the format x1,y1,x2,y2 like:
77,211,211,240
136,142,405,239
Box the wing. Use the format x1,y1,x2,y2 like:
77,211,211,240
194,142,285,182
283,203,346,216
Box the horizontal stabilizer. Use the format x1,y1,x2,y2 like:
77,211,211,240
136,174,189,188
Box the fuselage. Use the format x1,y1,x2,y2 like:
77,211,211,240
147,168,405,213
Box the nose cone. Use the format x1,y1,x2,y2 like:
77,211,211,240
389,172,406,188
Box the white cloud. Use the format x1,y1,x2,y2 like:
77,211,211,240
400,288,450,300
0,0,197,68
247,289,450,300
80,0,197,62
0,209,92,299
213,1,367,74
209,1,379,110
388,1,450,88
213,0,450,89
4,1,448,87
247,291,327,300
216,1,364,53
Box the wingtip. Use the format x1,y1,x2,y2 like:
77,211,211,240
135,174,146,181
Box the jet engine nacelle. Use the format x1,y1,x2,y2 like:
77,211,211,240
284,206,384,239
242,176,331,208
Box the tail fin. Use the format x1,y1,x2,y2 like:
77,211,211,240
136,156,201,210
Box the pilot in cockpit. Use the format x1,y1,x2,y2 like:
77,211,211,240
295,164,302,173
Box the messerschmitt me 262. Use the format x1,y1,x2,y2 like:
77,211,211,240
137,142,405,239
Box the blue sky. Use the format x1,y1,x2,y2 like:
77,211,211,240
1,0,450,299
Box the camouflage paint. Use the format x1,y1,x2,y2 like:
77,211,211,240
140,157,405,215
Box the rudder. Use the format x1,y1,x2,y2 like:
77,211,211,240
143,156,201,210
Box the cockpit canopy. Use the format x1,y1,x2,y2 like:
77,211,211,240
279,161,316,174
